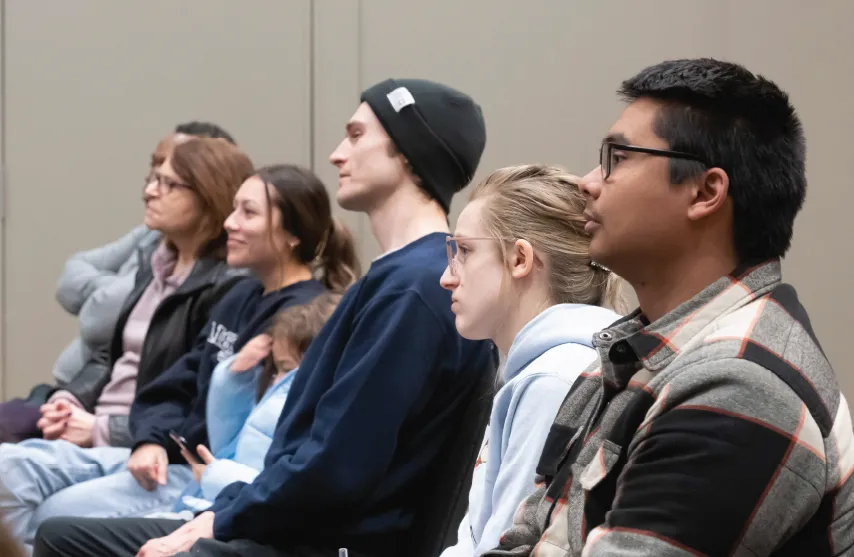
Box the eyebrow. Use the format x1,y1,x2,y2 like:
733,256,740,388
235,198,260,208
604,132,630,145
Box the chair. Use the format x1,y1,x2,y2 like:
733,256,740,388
406,355,498,557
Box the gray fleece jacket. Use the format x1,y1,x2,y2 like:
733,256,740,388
53,225,160,385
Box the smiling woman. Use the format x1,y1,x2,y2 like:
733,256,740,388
225,164,360,294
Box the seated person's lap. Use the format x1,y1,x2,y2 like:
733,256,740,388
32,466,193,526
0,439,131,488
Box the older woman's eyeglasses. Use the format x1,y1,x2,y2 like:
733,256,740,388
144,171,192,195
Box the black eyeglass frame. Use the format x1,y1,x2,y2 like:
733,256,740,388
599,141,710,180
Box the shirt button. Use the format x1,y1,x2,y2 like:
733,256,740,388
599,332,613,341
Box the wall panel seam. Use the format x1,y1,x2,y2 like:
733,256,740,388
1,0,7,399
309,0,316,171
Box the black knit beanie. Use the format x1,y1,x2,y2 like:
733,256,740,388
360,78,487,213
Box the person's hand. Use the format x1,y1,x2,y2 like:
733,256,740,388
128,443,168,491
136,511,215,557
182,444,216,483
231,334,272,373
59,406,96,447
37,400,73,440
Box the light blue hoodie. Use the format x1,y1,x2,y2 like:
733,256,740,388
442,303,620,557
173,353,296,512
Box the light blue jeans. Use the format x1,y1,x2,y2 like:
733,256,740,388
0,439,193,554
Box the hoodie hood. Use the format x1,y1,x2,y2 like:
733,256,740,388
503,303,620,383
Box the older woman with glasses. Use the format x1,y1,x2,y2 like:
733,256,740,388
0,138,254,552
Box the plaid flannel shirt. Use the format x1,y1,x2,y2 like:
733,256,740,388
484,260,854,557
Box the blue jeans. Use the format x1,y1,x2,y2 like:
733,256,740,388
0,439,193,554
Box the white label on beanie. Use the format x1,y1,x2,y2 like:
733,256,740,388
387,87,415,112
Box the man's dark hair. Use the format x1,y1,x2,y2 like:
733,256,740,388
174,121,237,145
618,58,806,263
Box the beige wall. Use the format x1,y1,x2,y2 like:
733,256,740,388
1,0,851,401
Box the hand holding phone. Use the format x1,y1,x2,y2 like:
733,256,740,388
169,430,200,463
170,431,216,482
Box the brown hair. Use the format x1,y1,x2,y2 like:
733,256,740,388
170,138,255,259
471,164,628,313
255,164,361,292
0,519,23,557
256,292,343,399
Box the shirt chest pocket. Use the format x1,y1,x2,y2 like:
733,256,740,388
578,439,623,492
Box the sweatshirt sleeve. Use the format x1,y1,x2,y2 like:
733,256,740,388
201,459,262,502
77,271,137,346
129,321,209,456
204,355,257,459
209,291,448,543
474,374,573,556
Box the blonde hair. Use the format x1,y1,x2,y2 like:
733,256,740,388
470,164,627,314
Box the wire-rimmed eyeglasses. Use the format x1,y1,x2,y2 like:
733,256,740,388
445,236,498,277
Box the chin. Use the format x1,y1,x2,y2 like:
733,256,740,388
336,190,367,212
588,238,611,267
226,253,248,268
454,316,488,341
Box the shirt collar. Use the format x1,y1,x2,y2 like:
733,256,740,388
600,259,783,383
150,242,183,285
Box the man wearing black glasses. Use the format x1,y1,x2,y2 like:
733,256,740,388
485,58,853,556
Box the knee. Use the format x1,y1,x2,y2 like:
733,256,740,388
0,441,28,461
0,444,35,489
0,443,42,490
0,441,38,468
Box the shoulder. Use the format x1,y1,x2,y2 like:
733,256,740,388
508,345,596,401
662,285,840,437
369,235,448,293
206,275,262,312
359,247,451,325
283,279,328,303
647,356,823,467
521,343,599,384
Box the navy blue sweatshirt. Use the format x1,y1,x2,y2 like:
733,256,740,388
129,277,326,464
209,233,497,556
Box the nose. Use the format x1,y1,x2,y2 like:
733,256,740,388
143,179,160,199
329,139,348,168
224,209,239,232
578,166,602,200
439,265,458,291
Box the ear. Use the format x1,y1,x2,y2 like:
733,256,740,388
686,167,729,221
284,232,301,250
507,239,536,279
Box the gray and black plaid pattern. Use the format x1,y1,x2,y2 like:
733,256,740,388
484,260,854,557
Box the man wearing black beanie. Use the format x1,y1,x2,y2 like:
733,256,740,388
33,79,497,557
353,78,486,214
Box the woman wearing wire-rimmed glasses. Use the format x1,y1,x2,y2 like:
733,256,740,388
438,163,626,557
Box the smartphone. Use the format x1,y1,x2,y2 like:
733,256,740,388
169,430,200,462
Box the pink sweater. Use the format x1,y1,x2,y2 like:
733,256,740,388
51,244,187,446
